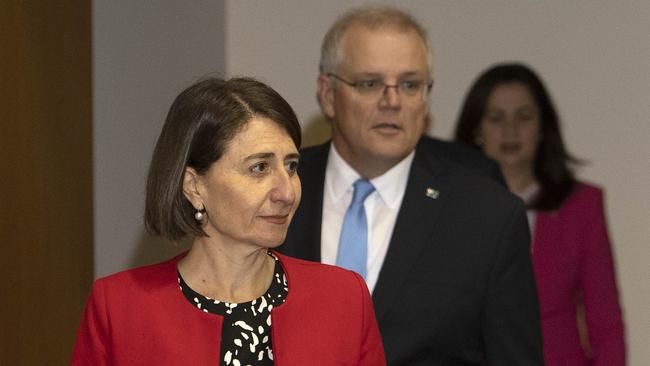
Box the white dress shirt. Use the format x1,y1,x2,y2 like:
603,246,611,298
513,182,540,253
321,144,414,292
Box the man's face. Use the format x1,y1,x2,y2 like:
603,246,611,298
318,25,431,178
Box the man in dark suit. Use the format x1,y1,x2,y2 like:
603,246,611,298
280,6,543,365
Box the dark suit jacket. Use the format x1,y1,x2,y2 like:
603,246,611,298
280,136,544,365
415,136,506,186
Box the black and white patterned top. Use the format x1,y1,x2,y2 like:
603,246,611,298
178,253,288,366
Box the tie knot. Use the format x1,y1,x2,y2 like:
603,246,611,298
352,179,375,204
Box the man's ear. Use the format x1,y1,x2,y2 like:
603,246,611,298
317,74,336,119
182,167,203,209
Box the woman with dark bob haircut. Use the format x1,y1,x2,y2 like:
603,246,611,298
73,77,385,365
454,63,625,365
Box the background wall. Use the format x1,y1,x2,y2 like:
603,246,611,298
93,0,226,277
94,0,649,363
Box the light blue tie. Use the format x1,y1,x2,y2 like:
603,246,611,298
336,179,375,279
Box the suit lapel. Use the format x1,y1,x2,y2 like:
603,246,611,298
372,144,449,321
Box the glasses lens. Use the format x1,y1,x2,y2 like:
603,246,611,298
356,79,384,93
399,80,426,96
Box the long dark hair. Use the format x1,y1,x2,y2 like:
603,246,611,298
454,63,579,211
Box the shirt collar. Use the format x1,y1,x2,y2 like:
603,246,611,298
514,182,540,206
325,143,414,209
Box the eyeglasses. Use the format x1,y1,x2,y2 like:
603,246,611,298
327,73,433,100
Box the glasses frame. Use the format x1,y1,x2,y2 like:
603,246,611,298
327,73,433,100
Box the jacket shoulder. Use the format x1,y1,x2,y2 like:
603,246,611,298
417,136,503,184
276,252,353,276
275,252,365,288
571,181,603,198
555,180,604,215
95,254,182,292
299,142,329,163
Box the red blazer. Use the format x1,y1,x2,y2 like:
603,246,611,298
533,182,625,365
72,252,385,365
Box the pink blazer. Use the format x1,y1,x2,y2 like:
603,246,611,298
532,182,625,365
72,252,385,365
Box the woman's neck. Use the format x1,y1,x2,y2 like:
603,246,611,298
501,164,537,195
178,237,275,303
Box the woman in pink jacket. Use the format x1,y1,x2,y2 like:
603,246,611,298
72,77,385,365
454,63,625,365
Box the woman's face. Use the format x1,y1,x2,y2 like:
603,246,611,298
479,82,541,172
186,117,301,249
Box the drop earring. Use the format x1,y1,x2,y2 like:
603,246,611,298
194,207,206,222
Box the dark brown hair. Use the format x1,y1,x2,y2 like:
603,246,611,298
145,77,301,239
454,63,579,211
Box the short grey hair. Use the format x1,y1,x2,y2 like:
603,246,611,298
319,6,432,76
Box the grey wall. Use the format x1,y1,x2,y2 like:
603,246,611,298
93,0,226,277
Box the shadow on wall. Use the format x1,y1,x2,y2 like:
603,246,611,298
302,115,331,148
130,230,190,268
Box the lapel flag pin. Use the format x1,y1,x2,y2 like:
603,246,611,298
425,187,439,199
